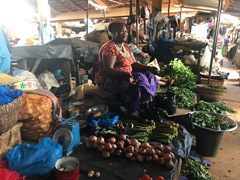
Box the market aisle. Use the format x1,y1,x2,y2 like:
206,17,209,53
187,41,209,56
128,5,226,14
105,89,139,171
219,58,240,122
203,58,240,180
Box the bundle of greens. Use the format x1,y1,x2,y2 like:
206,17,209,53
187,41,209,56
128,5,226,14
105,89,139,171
192,111,235,130
206,84,227,90
159,60,197,89
181,158,212,180
194,101,236,114
168,87,195,108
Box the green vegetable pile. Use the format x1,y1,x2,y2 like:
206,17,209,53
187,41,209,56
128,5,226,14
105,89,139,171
160,60,197,89
192,111,235,130
194,100,236,114
168,87,195,108
181,158,212,180
159,60,197,108
206,84,227,90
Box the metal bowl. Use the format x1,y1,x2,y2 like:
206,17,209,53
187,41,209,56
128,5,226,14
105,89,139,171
85,105,109,118
78,120,88,129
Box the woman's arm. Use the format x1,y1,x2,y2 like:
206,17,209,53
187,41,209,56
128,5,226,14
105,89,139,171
102,55,132,78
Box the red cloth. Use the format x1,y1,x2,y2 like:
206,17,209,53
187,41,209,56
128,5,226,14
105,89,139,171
0,160,26,180
95,40,133,84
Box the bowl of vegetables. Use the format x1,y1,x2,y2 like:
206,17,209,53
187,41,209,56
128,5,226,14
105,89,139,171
190,111,237,157
193,100,236,116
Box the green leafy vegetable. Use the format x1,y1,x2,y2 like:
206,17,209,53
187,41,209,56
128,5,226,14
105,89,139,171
160,60,197,89
206,84,227,90
168,87,195,108
181,159,212,180
192,111,235,130
194,100,236,114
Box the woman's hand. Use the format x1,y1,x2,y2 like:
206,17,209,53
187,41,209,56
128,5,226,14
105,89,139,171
127,73,138,85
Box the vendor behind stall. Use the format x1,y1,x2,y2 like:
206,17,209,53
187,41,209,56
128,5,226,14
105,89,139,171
95,22,176,114
151,30,173,65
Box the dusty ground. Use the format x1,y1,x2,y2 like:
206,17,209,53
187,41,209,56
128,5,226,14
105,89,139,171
203,58,240,180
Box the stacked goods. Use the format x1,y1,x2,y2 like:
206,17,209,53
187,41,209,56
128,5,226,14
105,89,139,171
130,123,156,142
152,122,179,144
85,135,176,170
18,93,53,141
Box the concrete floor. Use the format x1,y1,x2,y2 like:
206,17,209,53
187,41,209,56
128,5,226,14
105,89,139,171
203,58,240,180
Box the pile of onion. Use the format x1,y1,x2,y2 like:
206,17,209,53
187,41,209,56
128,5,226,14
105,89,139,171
85,134,175,169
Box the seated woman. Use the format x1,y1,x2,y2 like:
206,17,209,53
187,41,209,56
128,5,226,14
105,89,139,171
95,22,175,113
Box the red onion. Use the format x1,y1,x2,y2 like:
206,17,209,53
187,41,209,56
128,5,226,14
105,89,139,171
117,141,124,149
125,152,133,159
95,172,101,177
126,145,134,153
110,147,116,155
159,157,165,165
146,148,155,156
164,146,171,153
122,147,127,154
170,152,175,159
85,141,92,148
140,142,150,149
119,134,127,141
125,138,131,146
165,161,174,169
108,137,116,144
153,154,159,161
146,155,152,162
92,142,98,149
164,153,172,162
154,143,164,151
137,154,144,162
88,135,97,143
155,149,161,155
104,143,113,152
102,151,110,158
97,144,105,152
97,136,105,145
116,149,122,156
138,148,146,155
131,139,139,146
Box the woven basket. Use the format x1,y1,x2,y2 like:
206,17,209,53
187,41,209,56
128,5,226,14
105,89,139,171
197,84,227,101
0,97,21,135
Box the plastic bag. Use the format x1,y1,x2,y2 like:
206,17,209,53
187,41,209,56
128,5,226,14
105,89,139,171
0,86,22,105
38,71,60,90
102,112,119,127
154,92,177,115
5,137,62,176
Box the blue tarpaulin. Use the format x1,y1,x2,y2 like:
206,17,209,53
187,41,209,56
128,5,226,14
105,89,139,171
0,27,10,73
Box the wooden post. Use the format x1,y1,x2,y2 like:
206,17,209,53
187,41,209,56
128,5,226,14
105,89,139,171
31,59,42,74
86,0,89,35
144,17,146,35
136,0,139,46
129,0,132,35
167,0,171,18
56,22,63,35
180,6,182,31
18,60,28,70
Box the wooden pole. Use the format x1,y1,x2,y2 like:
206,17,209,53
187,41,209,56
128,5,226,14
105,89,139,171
180,6,182,31
167,0,170,18
208,0,224,84
86,0,89,35
136,0,139,46
129,0,133,35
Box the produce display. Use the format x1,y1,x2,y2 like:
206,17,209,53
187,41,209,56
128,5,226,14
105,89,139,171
139,174,165,180
159,60,197,108
18,93,53,141
168,87,195,108
194,100,236,114
181,158,212,180
85,135,176,170
159,60,197,89
206,84,227,90
152,122,179,144
192,111,235,130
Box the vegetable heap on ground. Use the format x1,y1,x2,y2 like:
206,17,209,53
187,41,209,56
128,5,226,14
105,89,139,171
192,111,235,130
139,174,165,180
181,158,212,180
85,135,176,170
159,60,197,108
194,100,236,114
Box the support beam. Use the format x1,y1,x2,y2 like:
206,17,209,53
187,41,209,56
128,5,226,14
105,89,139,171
93,0,107,6
129,0,133,35
208,0,224,84
136,0,139,46
86,0,89,35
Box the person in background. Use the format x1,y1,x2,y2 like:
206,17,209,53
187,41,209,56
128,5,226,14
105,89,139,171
127,35,149,62
221,35,230,57
95,22,176,114
151,30,173,66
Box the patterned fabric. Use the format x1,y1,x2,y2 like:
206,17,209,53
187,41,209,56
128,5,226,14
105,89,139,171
95,40,133,84
98,71,159,113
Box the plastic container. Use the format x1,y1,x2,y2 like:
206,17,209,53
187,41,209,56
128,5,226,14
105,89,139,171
55,156,79,180
193,114,237,157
